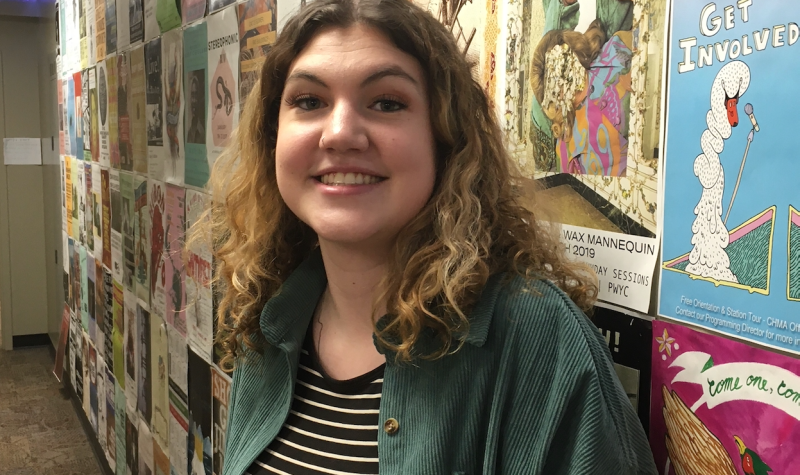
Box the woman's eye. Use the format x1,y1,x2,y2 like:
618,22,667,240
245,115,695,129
297,97,323,111
371,99,406,112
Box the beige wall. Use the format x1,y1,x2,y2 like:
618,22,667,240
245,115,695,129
0,15,60,349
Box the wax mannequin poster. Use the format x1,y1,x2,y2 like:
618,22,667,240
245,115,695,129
238,0,276,111
500,0,667,311
184,22,208,188
131,45,149,174
182,0,205,25
165,184,187,335
130,0,143,44
111,169,124,282
163,29,185,185
146,37,166,181
150,179,166,320
124,287,138,414
150,312,170,450
121,172,136,288
102,168,112,267
118,53,134,171
659,1,800,354
98,59,111,165
134,175,151,304
650,320,800,475
188,349,213,475
186,190,213,362
108,55,120,169
211,367,230,475
206,8,239,168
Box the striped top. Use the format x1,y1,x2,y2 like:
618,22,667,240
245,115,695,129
245,331,385,475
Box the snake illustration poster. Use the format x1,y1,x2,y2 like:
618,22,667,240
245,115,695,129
207,8,239,169
659,1,800,354
650,320,800,475
499,0,667,312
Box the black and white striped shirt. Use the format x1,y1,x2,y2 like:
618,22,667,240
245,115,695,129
245,332,385,475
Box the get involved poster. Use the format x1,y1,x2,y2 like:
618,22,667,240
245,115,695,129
650,320,800,475
659,1,800,354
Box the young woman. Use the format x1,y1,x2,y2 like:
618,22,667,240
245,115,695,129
201,0,657,473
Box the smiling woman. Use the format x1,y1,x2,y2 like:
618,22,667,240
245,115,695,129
189,0,657,474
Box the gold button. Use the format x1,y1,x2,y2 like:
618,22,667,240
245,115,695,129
383,418,399,435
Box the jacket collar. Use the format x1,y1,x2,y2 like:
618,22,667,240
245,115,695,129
258,247,503,353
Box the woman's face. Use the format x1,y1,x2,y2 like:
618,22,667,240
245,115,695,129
275,25,436,251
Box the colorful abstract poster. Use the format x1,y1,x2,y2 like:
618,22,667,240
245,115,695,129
146,37,166,179
150,180,167,319
182,0,205,25
83,69,92,159
108,54,120,169
118,0,131,50
501,0,666,311
144,0,160,42
188,349,213,475
183,21,209,188
102,168,112,267
92,163,103,261
211,367,230,475
206,8,239,168
115,382,126,475
95,0,106,60
186,190,212,361
650,320,800,475
121,171,136,289
113,279,126,386
89,66,100,162
134,175,151,304
131,45,149,174
137,302,152,424
98,59,111,165
163,29,185,185
124,287,139,414
126,411,139,474
659,1,800,354
111,169,124,282
67,77,76,156
238,0,276,111
208,0,233,14
73,72,84,153
105,0,117,54
130,0,144,44
106,368,117,470
150,312,170,449
165,184,186,335
156,0,181,33
103,267,115,366
118,52,134,172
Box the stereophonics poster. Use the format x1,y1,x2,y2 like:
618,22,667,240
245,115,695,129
501,0,667,312
659,1,800,354
650,320,800,475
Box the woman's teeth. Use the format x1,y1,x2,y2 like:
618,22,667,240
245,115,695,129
319,172,382,185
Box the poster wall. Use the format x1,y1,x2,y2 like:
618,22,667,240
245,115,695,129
650,320,800,475
659,1,800,354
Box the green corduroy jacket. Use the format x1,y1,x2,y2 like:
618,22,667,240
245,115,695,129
222,250,657,475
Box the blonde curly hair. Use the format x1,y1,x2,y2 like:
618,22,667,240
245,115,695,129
193,0,597,370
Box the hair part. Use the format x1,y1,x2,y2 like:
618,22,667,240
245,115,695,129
189,0,597,371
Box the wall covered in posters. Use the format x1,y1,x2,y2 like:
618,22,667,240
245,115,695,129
659,0,800,354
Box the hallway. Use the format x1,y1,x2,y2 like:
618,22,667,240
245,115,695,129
0,347,102,475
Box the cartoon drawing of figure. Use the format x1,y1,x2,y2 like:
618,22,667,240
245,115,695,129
734,436,773,475
685,60,750,283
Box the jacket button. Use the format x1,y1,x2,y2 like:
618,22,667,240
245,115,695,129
383,418,399,435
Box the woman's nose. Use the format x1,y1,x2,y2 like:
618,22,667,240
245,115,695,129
320,100,369,152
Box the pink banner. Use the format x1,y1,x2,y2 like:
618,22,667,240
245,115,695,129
650,320,800,475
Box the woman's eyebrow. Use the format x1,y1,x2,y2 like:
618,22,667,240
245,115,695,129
285,65,421,91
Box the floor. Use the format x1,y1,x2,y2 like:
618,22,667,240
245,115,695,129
0,346,102,475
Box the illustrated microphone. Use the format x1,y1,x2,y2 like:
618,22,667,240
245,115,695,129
744,103,759,132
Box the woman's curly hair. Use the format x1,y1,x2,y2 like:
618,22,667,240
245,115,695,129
191,0,597,370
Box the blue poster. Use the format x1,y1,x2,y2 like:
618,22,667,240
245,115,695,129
660,0,800,354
